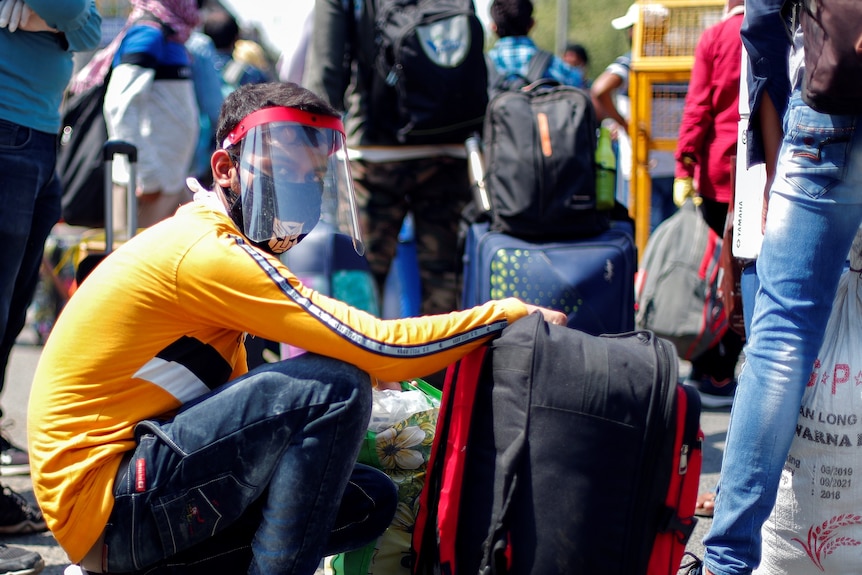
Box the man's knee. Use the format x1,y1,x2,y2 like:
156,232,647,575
264,354,372,416
317,356,372,413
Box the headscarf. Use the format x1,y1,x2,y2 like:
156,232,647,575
68,0,200,95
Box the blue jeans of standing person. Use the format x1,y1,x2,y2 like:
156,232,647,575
0,119,61,406
704,91,862,574
740,263,758,337
99,353,397,575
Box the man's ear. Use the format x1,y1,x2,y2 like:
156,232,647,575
212,149,236,188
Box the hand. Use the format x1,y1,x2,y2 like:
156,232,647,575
673,177,695,207
607,121,624,141
18,8,54,32
523,304,567,326
0,0,31,32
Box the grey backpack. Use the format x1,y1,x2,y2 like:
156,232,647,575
635,199,728,360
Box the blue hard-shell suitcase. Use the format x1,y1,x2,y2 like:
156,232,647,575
462,221,636,335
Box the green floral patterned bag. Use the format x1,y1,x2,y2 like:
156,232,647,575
325,379,441,575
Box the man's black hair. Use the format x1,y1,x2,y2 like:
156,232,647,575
565,43,589,64
490,0,533,38
215,82,341,153
203,8,240,51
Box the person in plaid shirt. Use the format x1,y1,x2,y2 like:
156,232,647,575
486,0,585,88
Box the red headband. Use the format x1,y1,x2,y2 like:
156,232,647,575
222,106,345,149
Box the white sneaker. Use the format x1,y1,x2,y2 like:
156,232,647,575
64,565,85,575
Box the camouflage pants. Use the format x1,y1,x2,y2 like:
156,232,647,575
350,156,470,315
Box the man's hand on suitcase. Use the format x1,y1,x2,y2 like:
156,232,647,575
523,304,567,326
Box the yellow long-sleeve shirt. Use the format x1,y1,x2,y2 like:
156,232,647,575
27,198,528,562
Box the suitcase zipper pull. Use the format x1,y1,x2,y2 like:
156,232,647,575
679,443,689,475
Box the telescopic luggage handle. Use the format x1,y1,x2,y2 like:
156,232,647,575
102,140,138,163
102,139,138,253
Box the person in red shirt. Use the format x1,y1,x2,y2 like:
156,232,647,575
674,0,746,408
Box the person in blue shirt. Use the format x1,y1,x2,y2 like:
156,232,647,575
186,24,225,186
0,0,100,569
486,0,585,89
562,42,591,87
203,7,270,95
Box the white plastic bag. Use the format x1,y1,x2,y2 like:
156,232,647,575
757,232,862,574
368,386,439,433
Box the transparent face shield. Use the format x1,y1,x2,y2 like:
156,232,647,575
223,107,364,255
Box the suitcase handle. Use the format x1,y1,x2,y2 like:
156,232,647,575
102,139,138,254
102,140,138,163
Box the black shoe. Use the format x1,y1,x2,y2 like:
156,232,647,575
0,434,29,476
0,543,44,574
0,486,47,535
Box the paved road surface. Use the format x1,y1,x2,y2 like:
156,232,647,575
3,333,727,574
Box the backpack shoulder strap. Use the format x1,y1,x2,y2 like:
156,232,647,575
524,49,553,84
485,53,501,95
488,49,553,93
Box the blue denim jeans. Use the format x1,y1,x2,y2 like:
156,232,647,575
0,119,61,400
740,263,759,337
101,353,397,575
704,92,862,574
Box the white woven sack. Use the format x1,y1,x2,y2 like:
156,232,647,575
757,231,862,574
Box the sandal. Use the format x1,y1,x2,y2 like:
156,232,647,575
695,492,715,517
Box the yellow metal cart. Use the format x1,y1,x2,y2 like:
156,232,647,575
627,0,725,257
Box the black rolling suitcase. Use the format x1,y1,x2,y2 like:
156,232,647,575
75,140,138,284
413,313,703,575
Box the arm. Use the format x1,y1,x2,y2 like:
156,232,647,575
740,0,790,231
740,0,792,167
103,63,159,193
103,27,167,194
304,0,350,111
674,30,715,179
24,0,100,52
757,91,783,232
185,242,564,383
590,69,627,132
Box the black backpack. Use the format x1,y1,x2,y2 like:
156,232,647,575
56,76,111,228
366,0,488,145
413,313,702,575
480,51,609,240
57,17,168,228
